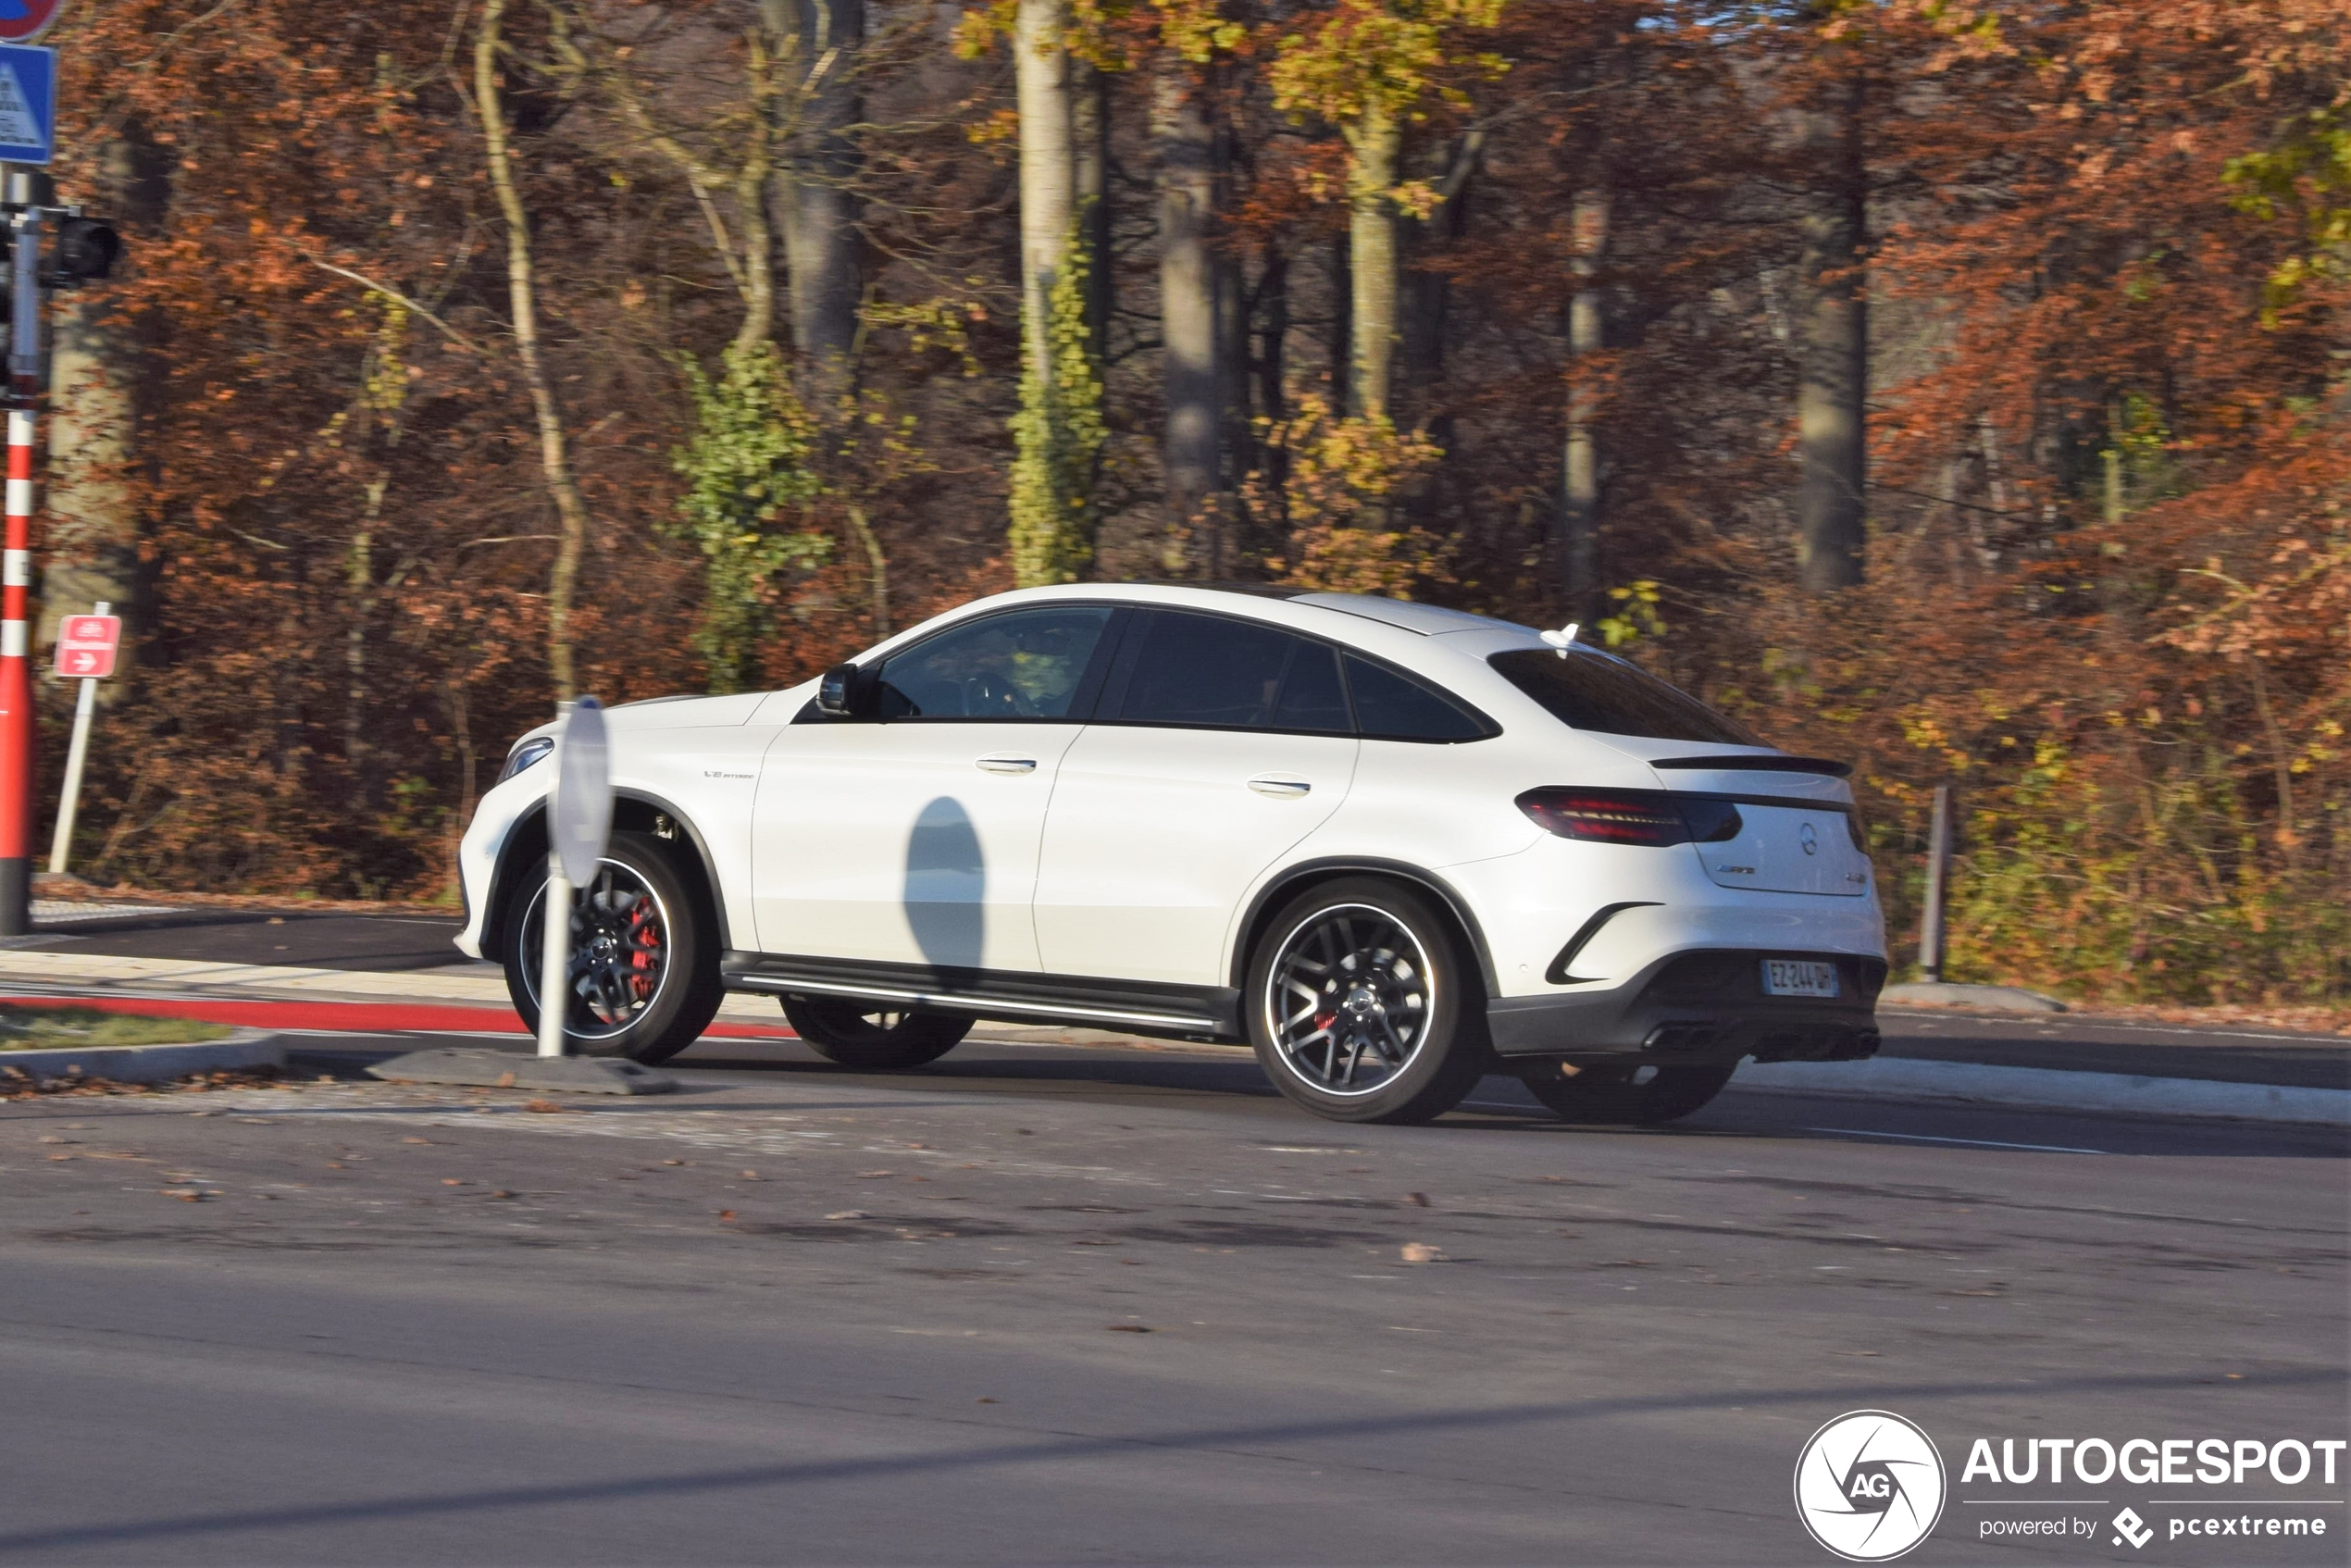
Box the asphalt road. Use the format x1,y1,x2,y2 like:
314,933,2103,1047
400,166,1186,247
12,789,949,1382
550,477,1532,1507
1,1034,2343,1567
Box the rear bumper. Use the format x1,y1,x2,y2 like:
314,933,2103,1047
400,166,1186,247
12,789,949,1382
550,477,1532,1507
1485,949,1885,1064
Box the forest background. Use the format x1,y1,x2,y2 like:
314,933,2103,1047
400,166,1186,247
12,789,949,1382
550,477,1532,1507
24,0,2350,1007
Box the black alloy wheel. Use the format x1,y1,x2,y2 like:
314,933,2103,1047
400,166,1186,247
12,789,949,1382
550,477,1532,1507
780,997,973,1070
1246,877,1489,1125
1515,1060,1737,1125
503,829,723,1064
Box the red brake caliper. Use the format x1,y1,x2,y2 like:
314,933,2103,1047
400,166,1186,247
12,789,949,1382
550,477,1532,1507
628,903,661,1002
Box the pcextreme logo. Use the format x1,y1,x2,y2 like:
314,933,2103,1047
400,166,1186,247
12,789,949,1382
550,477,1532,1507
1795,1410,1949,1562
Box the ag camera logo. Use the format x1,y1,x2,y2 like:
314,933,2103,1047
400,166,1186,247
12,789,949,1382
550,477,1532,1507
1795,1410,1947,1562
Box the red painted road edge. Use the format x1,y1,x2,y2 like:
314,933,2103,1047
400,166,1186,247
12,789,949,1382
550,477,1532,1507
0,993,796,1040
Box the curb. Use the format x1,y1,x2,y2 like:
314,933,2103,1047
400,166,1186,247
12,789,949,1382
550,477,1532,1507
0,950,779,1020
1880,981,2067,1014
366,1047,677,1096
1737,1056,2350,1127
0,1028,284,1086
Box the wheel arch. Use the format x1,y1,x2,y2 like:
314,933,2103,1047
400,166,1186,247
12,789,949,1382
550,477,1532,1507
1229,858,1500,1003
480,790,732,958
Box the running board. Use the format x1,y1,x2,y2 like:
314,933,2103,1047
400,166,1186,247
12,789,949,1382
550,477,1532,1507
722,952,1241,1039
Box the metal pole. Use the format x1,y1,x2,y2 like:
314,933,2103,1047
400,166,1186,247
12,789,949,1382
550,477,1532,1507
536,707,570,1059
45,598,102,876
1919,784,1952,983
0,171,38,934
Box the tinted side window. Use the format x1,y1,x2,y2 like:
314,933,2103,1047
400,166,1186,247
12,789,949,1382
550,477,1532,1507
1114,612,1347,732
1343,656,1493,742
876,607,1113,719
1487,647,1759,745
1273,642,1350,733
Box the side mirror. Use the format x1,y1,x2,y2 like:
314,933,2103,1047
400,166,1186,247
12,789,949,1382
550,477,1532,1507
816,662,860,717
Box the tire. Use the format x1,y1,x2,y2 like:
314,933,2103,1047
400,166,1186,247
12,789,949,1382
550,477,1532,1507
779,997,972,1070
1244,877,1489,1125
501,830,724,1064
1516,1060,1736,1126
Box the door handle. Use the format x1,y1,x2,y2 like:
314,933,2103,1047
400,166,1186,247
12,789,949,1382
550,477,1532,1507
976,754,1038,775
1248,775,1312,798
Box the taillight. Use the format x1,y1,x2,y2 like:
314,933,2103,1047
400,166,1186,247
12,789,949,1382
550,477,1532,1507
1517,788,1742,846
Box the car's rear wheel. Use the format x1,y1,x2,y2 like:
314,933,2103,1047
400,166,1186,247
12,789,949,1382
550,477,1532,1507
503,830,724,1064
781,997,972,1070
1246,877,1488,1125
1516,1060,1736,1125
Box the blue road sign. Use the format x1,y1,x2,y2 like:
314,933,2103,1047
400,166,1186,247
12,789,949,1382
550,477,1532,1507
0,44,54,167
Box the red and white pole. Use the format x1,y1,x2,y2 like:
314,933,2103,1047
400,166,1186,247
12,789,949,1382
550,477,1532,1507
0,180,43,936
0,404,31,933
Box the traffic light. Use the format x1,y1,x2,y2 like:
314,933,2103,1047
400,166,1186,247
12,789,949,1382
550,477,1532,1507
45,216,118,286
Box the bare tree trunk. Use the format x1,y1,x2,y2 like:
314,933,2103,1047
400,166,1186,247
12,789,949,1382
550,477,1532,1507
1326,233,1350,417
1015,0,1075,389
1796,68,1867,592
1073,58,1111,366
1345,103,1400,422
479,0,591,700
1008,0,1100,586
1559,189,1608,619
1213,79,1249,519
731,32,780,358
845,502,889,637
1156,68,1220,554
1257,245,1288,430
765,0,863,374
1256,243,1288,509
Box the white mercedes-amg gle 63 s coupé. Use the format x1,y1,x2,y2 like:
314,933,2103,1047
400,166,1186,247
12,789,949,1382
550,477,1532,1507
454,584,1885,1125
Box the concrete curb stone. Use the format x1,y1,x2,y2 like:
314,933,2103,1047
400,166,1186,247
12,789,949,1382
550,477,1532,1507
1739,1056,2350,1127
0,1028,284,1086
1880,980,2068,1014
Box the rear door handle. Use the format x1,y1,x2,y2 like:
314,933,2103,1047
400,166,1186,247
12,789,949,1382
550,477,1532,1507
1248,775,1312,798
976,753,1038,775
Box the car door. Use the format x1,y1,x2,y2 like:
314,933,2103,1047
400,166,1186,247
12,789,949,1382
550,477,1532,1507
1032,610,1359,986
752,604,1118,973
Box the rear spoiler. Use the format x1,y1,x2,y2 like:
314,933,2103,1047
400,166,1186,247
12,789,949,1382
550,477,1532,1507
1650,754,1852,779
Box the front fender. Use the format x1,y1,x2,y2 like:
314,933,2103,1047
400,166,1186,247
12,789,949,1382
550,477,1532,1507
454,768,548,960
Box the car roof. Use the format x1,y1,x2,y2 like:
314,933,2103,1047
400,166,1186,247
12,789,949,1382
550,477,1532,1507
1019,581,1536,637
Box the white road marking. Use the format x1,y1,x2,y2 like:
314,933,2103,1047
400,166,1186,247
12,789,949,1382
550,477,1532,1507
1809,1126,2108,1155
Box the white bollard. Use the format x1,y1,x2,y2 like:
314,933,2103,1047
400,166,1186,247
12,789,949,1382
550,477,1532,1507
538,859,571,1059
534,696,610,1061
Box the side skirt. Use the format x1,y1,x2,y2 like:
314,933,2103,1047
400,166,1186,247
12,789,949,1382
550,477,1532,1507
722,952,1243,1041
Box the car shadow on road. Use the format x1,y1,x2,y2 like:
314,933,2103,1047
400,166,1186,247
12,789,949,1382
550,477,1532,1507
665,1045,2349,1157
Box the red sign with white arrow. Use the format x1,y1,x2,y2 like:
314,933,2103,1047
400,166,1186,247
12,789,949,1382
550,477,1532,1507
0,2,67,45
54,613,118,678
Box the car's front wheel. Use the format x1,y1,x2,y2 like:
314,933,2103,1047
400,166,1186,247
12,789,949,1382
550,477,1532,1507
780,997,972,1070
1245,877,1488,1125
501,830,723,1064
1515,1060,1735,1125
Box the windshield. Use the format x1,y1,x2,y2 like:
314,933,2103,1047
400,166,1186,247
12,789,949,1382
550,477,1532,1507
1488,647,1760,745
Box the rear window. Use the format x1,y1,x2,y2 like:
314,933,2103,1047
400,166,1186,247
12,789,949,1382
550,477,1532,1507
1488,648,1759,745
1116,611,1345,731
1344,656,1493,742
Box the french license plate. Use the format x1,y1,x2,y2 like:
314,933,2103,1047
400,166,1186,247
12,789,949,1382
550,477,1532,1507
1761,959,1840,999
